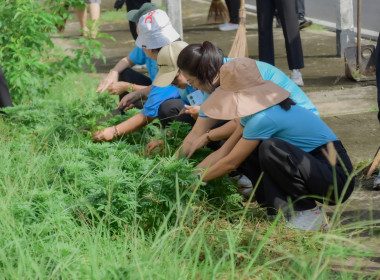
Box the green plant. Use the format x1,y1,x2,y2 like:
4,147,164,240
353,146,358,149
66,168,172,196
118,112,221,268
0,0,107,103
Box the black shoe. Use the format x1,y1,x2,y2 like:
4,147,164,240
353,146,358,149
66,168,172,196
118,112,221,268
299,17,312,30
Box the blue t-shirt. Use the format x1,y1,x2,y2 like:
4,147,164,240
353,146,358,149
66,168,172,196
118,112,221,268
178,86,197,106
129,46,180,117
128,46,159,80
240,105,338,152
199,59,318,118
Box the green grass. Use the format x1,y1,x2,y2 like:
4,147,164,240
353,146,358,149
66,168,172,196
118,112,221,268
307,24,328,31
100,10,128,23
0,72,379,279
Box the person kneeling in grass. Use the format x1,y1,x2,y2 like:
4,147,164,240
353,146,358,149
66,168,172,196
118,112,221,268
196,57,355,231
93,8,180,141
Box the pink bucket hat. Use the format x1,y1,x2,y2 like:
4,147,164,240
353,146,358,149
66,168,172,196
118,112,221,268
201,57,291,120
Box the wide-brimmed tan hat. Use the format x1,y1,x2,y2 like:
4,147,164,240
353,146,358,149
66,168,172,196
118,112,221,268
153,41,188,87
201,57,291,120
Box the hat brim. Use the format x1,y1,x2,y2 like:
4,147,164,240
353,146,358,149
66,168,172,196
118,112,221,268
126,10,140,22
153,69,178,87
201,81,290,120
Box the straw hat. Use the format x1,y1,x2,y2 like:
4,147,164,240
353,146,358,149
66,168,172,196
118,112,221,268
135,9,180,50
201,57,290,120
153,41,188,87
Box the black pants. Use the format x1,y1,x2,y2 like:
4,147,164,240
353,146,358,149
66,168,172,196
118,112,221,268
239,138,355,213
225,0,240,24
118,68,151,109
0,65,13,109
256,0,304,70
126,0,151,40
158,98,196,128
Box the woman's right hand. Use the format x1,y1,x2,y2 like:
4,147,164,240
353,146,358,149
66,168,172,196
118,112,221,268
96,70,119,94
146,139,164,155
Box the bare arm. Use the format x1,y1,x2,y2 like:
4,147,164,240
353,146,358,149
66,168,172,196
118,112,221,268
186,119,239,158
96,56,136,94
93,112,155,142
197,125,260,182
176,116,219,158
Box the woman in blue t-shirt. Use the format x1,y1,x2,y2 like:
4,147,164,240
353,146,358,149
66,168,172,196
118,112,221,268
197,58,355,231
175,41,319,160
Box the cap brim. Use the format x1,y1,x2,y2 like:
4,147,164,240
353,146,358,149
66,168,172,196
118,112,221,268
201,81,290,120
153,70,178,87
126,10,139,22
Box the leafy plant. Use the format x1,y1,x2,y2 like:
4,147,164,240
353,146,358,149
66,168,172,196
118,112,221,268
0,0,107,103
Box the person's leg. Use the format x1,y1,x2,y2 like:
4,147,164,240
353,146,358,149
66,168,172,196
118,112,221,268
118,68,152,109
157,98,187,128
257,0,276,66
75,6,89,35
219,0,239,31
296,0,305,17
0,65,13,109
258,139,354,211
275,0,304,70
88,1,101,38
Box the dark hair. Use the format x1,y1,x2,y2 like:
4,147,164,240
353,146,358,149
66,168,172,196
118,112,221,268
177,41,224,92
278,98,296,111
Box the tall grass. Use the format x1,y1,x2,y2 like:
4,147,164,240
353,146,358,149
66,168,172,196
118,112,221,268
0,73,379,279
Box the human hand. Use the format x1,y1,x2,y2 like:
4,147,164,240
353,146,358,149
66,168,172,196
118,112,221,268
108,81,129,95
118,93,138,111
186,133,209,158
96,70,119,93
184,105,200,120
93,127,114,142
146,139,164,155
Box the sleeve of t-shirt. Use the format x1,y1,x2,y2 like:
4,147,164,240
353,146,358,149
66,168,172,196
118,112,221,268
128,46,146,65
241,113,278,140
198,92,211,118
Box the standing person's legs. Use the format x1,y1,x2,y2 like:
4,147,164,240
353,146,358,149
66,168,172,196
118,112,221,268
275,0,304,70
0,65,13,109
75,5,89,35
88,0,101,38
219,0,240,31
257,0,276,66
126,0,151,40
296,0,305,17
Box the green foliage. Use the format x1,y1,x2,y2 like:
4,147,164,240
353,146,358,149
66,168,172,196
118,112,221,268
0,0,106,103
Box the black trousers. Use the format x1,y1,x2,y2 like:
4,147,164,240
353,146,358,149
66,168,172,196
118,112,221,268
0,65,13,108
158,98,196,128
118,68,151,109
256,0,304,70
239,138,355,213
126,0,151,40
225,0,240,24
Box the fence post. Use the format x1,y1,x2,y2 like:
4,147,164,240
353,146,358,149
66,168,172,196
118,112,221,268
165,0,183,39
336,0,355,57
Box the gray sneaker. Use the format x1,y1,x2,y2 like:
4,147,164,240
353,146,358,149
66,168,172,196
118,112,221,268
374,171,380,190
286,207,329,231
237,175,253,188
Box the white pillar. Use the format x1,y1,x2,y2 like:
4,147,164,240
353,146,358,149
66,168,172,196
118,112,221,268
165,0,183,39
336,0,355,57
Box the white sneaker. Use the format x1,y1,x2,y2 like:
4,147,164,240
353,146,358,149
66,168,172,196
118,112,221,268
286,207,329,231
374,171,380,190
237,175,253,188
219,23,238,31
218,22,229,29
290,69,304,87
